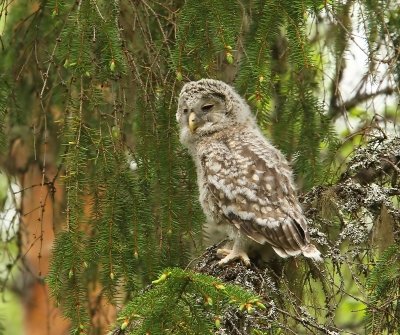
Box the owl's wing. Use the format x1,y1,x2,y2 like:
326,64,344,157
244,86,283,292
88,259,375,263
202,137,318,259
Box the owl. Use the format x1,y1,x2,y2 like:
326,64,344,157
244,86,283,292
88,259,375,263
176,79,321,266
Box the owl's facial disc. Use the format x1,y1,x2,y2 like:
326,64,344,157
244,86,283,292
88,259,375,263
188,103,215,132
186,96,225,134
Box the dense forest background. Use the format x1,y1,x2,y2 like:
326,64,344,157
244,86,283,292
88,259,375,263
0,0,399,334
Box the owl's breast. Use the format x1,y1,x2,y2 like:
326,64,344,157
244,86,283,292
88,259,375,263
195,137,233,225
197,164,222,223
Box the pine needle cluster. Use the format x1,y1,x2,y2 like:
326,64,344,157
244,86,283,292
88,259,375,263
113,267,264,335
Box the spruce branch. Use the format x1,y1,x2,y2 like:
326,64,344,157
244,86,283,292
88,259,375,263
111,267,263,335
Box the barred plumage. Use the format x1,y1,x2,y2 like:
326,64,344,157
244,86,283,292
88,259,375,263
176,79,321,265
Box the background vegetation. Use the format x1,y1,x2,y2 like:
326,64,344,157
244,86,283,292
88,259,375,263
0,0,399,334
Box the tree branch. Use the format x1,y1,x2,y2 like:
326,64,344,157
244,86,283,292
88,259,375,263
342,86,395,111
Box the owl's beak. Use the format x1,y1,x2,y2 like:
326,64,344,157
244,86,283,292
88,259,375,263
188,112,198,133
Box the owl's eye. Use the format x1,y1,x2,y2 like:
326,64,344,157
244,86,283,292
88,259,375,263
183,108,189,114
201,104,214,112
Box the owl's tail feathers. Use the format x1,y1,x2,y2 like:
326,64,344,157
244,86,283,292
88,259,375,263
271,244,322,261
302,244,323,262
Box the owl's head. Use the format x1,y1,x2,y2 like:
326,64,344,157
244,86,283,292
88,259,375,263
176,79,255,146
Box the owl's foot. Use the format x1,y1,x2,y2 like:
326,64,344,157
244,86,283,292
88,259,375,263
216,248,251,267
216,248,231,258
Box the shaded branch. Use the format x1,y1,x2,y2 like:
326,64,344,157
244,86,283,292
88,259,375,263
342,86,395,111
329,86,396,120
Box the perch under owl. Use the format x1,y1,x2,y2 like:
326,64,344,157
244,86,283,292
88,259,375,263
176,79,321,266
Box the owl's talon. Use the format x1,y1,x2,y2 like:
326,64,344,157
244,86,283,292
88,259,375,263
217,250,251,267
216,248,231,258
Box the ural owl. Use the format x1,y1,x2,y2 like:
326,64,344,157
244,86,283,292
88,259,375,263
176,79,321,265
